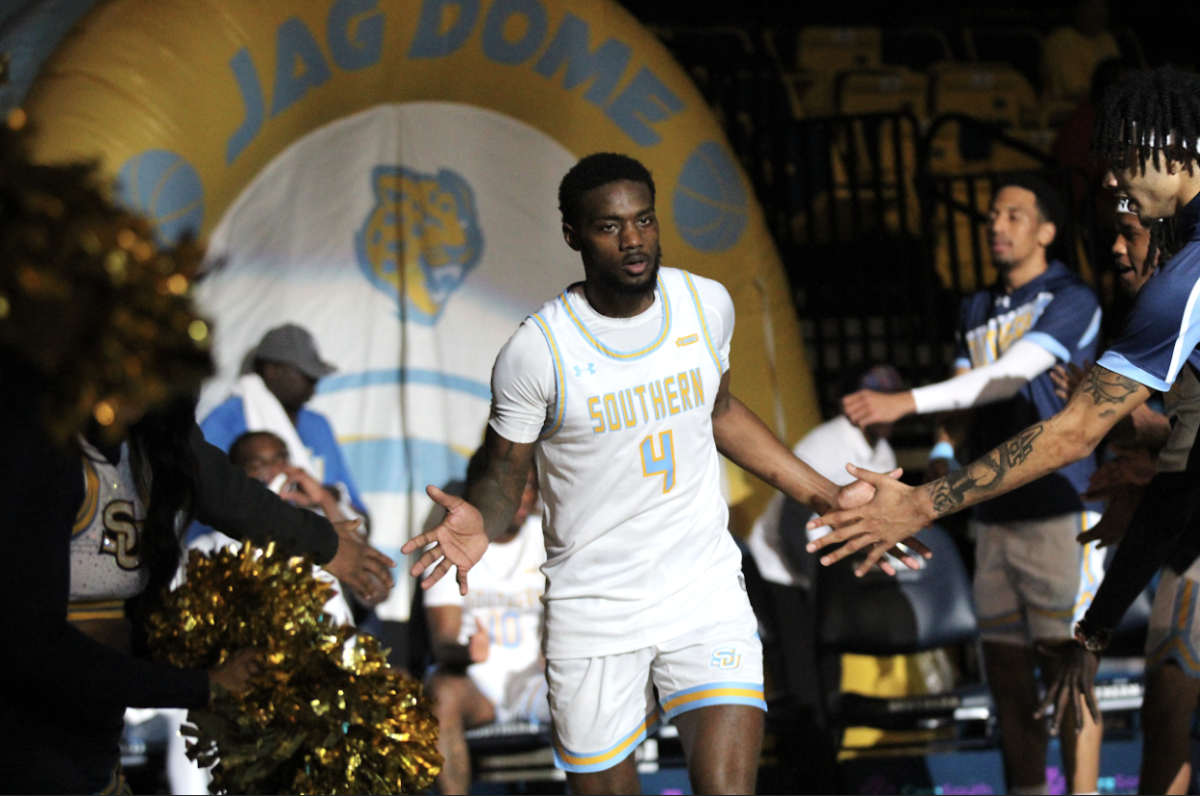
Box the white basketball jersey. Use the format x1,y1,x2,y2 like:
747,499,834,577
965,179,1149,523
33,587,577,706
426,514,547,709
527,267,741,659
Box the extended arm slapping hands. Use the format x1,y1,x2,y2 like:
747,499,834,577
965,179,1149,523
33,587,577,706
402,428,535,595
807,366,1152,575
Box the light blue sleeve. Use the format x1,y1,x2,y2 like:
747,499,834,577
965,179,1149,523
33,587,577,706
298,410,367,514
198,397,248,453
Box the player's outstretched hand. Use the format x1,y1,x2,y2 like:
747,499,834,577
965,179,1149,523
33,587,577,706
1034,640,1099,736
323,519,396,606
842,389,914,429
826,467,930,575
402,485,488,596
807,464,935,576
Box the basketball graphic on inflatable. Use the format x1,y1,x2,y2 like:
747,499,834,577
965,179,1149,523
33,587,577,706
116,149,205,245
672,140,749,253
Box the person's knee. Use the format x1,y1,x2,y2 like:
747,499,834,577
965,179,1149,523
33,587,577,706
429,673,471,717
566,757,641,796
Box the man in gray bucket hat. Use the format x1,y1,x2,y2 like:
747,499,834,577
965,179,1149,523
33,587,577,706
199,324,371,559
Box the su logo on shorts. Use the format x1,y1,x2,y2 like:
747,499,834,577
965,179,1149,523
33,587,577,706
711,647,742,670
356,165,483,325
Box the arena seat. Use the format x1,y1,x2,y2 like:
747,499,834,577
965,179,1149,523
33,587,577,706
793,27,882,118
928,62,1042,174
797,26,882,72
738,509,990,755
814,524,991,750
882,26,955,72
836,67,928,119
962,26,1045,94
656,25,758,64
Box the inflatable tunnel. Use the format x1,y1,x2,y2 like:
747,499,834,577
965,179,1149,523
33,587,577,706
13,0,821,619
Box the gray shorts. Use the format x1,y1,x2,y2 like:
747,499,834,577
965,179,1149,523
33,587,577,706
972,512,1104,645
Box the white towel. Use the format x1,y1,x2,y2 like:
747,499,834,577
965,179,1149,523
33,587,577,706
230,373,321,482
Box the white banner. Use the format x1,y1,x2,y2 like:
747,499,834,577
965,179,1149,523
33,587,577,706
196,102,580,619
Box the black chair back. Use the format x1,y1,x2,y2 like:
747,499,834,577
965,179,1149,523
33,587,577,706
816,525,978,656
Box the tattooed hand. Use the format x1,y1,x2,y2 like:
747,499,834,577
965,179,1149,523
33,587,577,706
804,465,937,576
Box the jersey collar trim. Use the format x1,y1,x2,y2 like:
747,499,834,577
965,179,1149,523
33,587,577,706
558,276,672,361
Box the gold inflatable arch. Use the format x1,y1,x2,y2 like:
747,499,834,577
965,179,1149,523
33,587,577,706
24,0,822,527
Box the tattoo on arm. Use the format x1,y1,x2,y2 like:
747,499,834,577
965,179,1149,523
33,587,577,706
1001,425,1043,467
1080,368,1142,407
467,436,531,541
923,423,1046,517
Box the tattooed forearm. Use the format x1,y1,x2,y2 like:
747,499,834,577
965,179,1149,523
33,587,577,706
925,454,1002,515
468,435,534,541
923,423,1046,516
1080,367,1142,407
1002,424,1043,467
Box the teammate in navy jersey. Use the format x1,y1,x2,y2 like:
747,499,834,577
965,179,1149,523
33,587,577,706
843,174,1104,794
806,66,1200,746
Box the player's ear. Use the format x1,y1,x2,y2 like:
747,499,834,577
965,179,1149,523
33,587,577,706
1037,220,1057,248
562,222,582,251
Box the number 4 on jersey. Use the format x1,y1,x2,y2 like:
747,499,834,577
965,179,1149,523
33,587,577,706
640,430,675,493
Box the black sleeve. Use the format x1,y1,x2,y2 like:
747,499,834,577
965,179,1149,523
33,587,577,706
1085,470,1200,629
189,425,339,564
0,358,210,711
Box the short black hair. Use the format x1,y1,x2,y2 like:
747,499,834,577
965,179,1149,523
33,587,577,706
229,431,287,468
558,153,655,227
994,172,1066,233
1094,66,1200,174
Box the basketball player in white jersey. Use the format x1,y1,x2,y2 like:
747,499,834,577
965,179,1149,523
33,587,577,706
403,153,924,795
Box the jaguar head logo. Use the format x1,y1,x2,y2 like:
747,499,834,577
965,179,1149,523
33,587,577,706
356,165,483,324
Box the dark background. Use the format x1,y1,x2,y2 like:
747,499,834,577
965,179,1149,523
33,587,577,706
618,0,1198,69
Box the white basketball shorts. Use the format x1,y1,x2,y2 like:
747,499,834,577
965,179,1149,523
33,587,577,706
545,574,765,774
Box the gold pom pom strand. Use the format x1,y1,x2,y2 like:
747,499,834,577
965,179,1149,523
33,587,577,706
148,542,442,794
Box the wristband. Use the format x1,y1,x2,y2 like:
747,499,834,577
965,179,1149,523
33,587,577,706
1073,619,1111,653
929,441,956,462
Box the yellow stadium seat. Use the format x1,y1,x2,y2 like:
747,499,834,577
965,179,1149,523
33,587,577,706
836,67,928,119
797,26,882,72
929,62,1037,125
927,62,1042,174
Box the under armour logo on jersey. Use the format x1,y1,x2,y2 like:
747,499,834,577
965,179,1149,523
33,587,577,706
711,647,742,669
573,363,596,377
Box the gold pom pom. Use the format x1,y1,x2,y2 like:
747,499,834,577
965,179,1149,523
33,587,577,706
148,543,442,795
0,122,213,444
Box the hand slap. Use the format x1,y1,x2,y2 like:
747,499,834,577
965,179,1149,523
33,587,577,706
806,464,934,576
401,484,488,595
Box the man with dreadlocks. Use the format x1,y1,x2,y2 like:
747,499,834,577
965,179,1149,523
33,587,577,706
801,65,1200,788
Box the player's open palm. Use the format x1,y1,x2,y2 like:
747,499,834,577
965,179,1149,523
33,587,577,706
403,484,488,595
